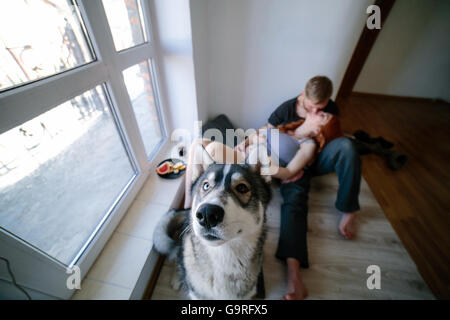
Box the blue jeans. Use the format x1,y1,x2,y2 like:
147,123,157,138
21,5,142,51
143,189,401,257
275,137,361,268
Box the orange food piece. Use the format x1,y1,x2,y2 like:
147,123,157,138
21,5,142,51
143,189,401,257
156,161,173,175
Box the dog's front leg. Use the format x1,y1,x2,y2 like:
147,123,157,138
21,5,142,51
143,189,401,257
170,266,182,291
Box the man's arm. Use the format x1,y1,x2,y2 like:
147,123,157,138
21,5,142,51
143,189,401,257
272,139,317,180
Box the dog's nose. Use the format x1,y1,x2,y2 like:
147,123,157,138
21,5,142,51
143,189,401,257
196,204,224,228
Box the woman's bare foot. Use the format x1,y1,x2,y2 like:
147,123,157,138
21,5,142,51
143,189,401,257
282,258,308,300
339,212,356,239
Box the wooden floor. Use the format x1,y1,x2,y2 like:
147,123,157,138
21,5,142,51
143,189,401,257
151,174,433,300
149,93,447,300
339,93,450,299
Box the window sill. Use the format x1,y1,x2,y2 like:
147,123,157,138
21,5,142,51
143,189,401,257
71,144,185,300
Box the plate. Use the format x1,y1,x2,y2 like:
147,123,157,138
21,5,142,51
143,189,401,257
155,158,186,179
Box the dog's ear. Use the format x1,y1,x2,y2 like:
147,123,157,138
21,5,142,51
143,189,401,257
190,142,215,183
245,144,272,184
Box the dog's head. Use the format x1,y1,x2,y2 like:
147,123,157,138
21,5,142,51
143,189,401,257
189,143,272,246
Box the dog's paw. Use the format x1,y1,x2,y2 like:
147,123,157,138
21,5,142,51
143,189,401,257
170,271,182,291
171,276,182,291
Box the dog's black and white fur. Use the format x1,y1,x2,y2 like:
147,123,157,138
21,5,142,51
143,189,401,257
153,143,272,299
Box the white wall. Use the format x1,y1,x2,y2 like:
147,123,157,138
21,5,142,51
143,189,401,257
190,0,373,130
190,0,209,123
151,0,199,135
354,0,450,102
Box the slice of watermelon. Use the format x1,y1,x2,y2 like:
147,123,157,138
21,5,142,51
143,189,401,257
156,162,172,175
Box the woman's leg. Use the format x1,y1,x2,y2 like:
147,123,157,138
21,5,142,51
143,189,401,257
184,138,212,209
206,140,245,164
184,139,245,209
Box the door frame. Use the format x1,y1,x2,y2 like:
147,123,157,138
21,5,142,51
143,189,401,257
336,0,396,105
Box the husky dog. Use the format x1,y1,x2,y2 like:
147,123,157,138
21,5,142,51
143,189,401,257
153,143,272,299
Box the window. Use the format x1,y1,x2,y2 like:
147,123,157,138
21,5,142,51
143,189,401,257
102,0,147,51
0,0,166,299
0,0,95,92
123,60,163,157
0,85,135,265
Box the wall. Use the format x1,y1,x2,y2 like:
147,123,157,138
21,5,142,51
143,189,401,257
190,0,373,129
354,0,450,102
190,0,209,123
151,0,199,137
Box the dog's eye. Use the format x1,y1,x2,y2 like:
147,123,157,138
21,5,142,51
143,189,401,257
235,183,250,194
203,182,210,191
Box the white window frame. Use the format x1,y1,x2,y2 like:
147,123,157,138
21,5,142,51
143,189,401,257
0,0,169,299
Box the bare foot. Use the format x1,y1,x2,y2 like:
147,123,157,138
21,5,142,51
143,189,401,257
339,213,356,239
282,258,308,300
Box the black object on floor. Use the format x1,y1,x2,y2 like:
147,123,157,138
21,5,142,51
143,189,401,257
350,134,408,170
354,130,395,149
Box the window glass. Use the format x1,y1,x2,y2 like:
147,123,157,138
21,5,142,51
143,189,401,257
0,85,135,265
123,61,162,157
0,0,95,93
102,0,146,51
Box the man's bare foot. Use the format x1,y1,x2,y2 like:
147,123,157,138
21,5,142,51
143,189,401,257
339,212,356,239
282,258,308,300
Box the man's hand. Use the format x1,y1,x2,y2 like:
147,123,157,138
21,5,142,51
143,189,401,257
286,130,296,136
281,169,304,184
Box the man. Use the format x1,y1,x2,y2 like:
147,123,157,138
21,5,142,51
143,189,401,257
237,75,361,300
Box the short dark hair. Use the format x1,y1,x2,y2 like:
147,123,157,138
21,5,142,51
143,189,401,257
305,76,333,103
